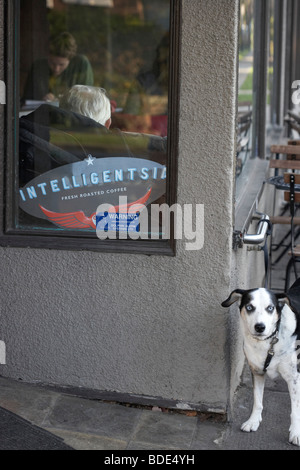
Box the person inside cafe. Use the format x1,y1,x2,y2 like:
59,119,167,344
22,32,94,103
19,83,166,187
59,84,111,129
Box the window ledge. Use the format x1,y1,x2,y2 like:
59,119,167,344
234,157,269,235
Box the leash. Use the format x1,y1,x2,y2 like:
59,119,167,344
263,319,281,372
260,218,273,289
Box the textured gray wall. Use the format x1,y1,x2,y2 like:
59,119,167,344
0,0,240,413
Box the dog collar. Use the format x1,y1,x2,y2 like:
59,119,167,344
263,323,280,372
265,327,279,342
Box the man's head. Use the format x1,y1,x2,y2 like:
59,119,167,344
60,85,112,128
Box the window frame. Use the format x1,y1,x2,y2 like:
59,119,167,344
1,0,181,256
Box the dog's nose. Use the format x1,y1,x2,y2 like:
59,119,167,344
255,323,266,333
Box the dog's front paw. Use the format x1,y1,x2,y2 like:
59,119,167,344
289,426,300,446
241,417,261,432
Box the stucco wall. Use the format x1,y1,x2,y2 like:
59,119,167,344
0,0,240,414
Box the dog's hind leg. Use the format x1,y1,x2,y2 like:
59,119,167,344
241,372,265,432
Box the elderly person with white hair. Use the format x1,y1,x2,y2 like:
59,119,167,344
60,84,112,129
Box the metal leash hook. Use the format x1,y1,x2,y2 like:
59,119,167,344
243,213,271,245
243,213,273,289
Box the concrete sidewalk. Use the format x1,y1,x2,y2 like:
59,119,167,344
0,371,298,450
222,368,299,450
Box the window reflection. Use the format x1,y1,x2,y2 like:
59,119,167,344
237,0,275,188
18,0,170,235
237,0,254,179
267,0,274,128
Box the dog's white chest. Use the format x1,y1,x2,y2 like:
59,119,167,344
243,339,276,376
244,330,297,379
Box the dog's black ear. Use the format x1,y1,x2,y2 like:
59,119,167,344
221,289,245,307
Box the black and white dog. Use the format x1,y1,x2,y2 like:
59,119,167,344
222,278,300,446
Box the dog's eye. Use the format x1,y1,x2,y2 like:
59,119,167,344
267,305,274,313
246,305,253,312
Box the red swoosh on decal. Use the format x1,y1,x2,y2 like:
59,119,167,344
39,205,97,228
39,188,152,228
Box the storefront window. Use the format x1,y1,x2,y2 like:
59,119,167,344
236,0,274,203
267,0,275,128
235,0,277,233
236,0,254,181
11,0,178,252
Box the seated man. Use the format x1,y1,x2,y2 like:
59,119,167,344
19,85,167,231
22,32,94,103
19,85,167,185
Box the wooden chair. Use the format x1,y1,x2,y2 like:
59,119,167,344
268,144,300,289
283,172,300,290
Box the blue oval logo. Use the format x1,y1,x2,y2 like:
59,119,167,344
19,156,166,229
